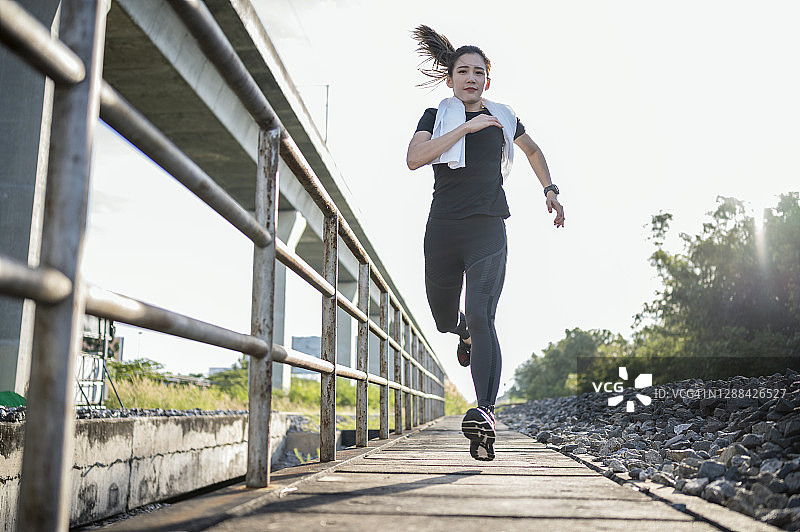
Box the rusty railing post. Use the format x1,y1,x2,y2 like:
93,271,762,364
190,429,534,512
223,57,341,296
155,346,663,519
404,319,412,430
393,306,402,434
379,291,389,438
422,347,429,423
441,367,445,417
17,1,108,529
427,350,432,421
355,262,369,447
412,335,419,426
247,127,280,488
320,214,338,461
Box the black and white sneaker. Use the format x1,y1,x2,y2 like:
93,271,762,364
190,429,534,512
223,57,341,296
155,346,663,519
456,338,471,367
462,406,496,461
455,312,470,367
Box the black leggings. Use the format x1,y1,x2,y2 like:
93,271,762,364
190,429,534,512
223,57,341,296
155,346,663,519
424,215,506,409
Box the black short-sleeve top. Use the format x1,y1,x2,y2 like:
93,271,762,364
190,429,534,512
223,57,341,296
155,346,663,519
416,107,526,219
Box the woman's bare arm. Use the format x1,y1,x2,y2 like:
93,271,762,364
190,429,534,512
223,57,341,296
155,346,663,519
515,133,565,228
406,114,502,170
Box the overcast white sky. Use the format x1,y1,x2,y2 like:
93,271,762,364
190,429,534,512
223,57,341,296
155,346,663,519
85,0,800,402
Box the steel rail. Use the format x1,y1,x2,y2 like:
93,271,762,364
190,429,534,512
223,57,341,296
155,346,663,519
0,0,446,395
368,318,389,340
275,239,335,297
98,83,421,369
387,336,441,384
15,2,107,529
336,291,369,324
0,1,448,507
166,0,447,379
0,254,72,304
98,83,272,247
84,285,268,357
0,0,85,85
0,256,446,401
164,1,419,306
95,87,387,346
83,284,444,394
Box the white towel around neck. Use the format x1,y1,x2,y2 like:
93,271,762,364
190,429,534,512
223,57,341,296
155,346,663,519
431,97,517,180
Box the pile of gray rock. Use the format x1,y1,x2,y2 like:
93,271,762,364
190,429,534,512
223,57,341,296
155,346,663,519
499,370,800,530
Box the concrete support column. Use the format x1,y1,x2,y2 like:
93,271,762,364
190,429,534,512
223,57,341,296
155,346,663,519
272,209,306,392
0,0,60,395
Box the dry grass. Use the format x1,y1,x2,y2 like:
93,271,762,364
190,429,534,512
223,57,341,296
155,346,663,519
105,376,395,425
104,376,246,411
104,372,469,423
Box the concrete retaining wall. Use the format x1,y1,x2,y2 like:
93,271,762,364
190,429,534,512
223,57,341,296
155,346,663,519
0,413,290,529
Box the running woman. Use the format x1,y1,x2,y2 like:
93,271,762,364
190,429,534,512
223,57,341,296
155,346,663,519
406,25,565,461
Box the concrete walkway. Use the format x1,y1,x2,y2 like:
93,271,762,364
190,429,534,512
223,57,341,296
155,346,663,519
97,416,771,531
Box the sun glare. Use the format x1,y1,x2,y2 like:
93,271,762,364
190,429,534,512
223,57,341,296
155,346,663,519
750,199,769,267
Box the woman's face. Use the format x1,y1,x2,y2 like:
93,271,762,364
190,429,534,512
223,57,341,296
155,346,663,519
446,53,488,107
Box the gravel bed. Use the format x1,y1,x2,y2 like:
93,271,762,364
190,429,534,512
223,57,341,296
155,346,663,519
499,370,800,530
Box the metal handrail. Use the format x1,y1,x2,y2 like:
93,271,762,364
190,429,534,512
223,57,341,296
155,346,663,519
0,255,73,304
165,0,444,371
98,81,448,384
0,0,85,85
0,1,446,527
0,252,446,400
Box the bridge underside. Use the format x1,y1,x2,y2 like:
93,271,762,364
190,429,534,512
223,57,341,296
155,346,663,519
104,0,338,275
101,0,419,378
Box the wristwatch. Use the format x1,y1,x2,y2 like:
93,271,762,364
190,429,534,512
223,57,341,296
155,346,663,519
543,184,559,197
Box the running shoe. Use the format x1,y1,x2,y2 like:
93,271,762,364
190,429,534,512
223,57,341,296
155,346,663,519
462,406,496,461
456,338,471,367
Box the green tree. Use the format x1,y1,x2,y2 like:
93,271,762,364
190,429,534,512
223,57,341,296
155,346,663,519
512,193,800,399
638,194,800,361
107,358,164,381
511,328,628,399
208,356,249,402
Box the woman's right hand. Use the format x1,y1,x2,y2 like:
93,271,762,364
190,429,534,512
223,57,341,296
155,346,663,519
464,114,503,134
407,114,502,170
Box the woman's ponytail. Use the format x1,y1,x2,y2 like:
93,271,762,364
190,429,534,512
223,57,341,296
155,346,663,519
411,25,491,88
411,25,456,87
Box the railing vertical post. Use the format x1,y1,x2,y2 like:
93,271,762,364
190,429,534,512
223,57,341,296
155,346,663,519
413,336,421,426
355,262,369,447
320,214,338,461
441,367,445,417
410,335,416,427
246,127,280,488
393,307,403,434
422,347,428,423
427,351,432,421
437,367,442,418
378,291,389,439
16,1,108,530
428,352,433,421
403,319,412,430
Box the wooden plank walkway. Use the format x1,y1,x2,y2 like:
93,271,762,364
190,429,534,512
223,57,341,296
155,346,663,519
98,416,759,531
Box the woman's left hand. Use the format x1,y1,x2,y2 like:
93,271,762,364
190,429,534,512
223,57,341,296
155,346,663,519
546,196,565,228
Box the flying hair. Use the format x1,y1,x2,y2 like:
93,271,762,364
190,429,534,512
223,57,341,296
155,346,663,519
411,25,491,88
